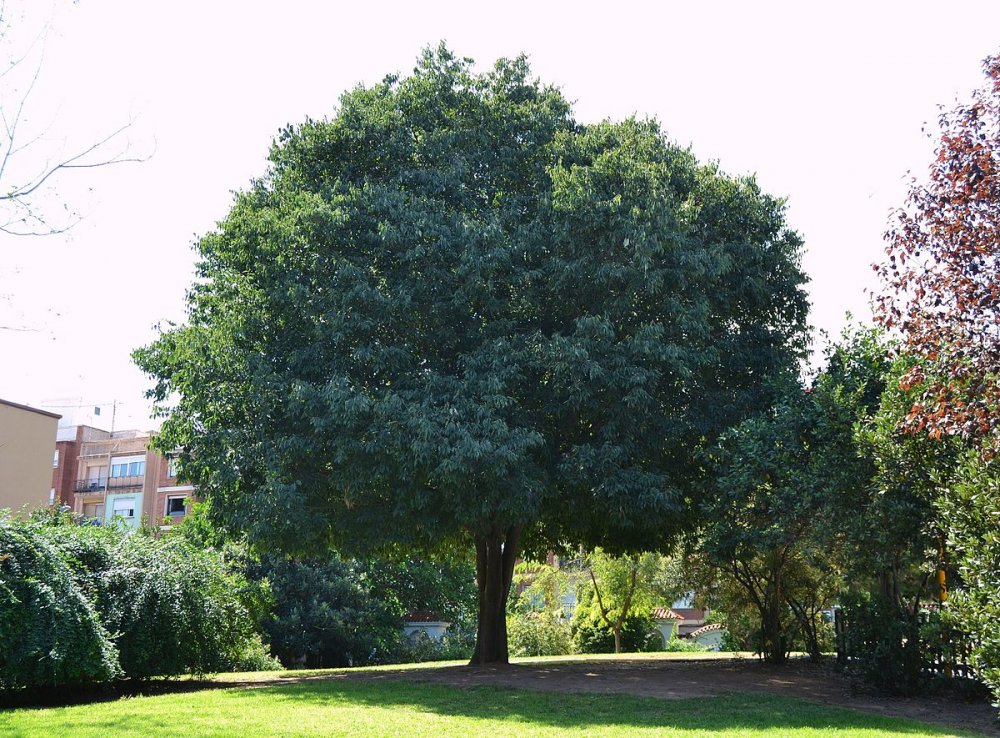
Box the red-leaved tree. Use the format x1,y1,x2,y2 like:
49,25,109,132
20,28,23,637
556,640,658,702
875,52,1000,447
876,54,1000,709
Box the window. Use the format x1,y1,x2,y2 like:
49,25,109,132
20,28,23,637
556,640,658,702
53,449,59,468
110,455,145,478
165,496,186,517
167,456,180,479
112,497,135,518
82,502,105,519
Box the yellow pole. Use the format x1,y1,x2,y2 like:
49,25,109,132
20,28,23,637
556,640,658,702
937,531,952,679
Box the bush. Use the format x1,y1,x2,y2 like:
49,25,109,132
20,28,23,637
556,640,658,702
663,637,709,653
252,554,402,668
388,627,476,664
572,613,661,654
940,456,1000,707
0,517,120,689
1,513,265,687
839,592,926,695
99,533,259,679
507,611,573,657
227,636,283,672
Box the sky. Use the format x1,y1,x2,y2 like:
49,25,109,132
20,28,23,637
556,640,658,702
1,0,999,431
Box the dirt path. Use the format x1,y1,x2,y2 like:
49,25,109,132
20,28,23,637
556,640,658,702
350,658,998,737
5,657,996,735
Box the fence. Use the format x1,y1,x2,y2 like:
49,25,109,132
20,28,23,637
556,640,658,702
834,607,980,681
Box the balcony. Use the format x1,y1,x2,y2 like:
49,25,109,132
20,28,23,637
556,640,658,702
75,478,107,493
74,476,144,493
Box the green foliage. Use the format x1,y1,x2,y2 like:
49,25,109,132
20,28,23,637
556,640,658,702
44,523,261,680
572,611,660,654
134,44,809,661
507,611,573,657
662,637,709,653
227,638,283,672
839,592,927,695
391,628,476,664
575,550,671,654
506,560,575,657
0,512,265,689
698,327,898,664
253,553,402,668
939,454,1000,704
0,516,120,690
103,534,260,679
847,354,955,600
508,560,576,615
361,555,478,629
701,376,844,663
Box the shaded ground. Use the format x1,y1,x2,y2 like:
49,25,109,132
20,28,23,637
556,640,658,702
348,657,999,737
4,656,996,736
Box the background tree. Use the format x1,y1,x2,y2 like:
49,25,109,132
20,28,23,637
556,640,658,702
875,53,1000,447
699,328,892,663
875,51,1000,704
701,380,831,663
506,560,575,657
135,45,809,664
578,550,663,654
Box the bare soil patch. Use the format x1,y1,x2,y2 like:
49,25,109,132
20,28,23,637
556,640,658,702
365,657,998,737
5,656,996,736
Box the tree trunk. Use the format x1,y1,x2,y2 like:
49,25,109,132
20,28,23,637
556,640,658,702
761,557,787,664
469,525,522,665
613,626,623,654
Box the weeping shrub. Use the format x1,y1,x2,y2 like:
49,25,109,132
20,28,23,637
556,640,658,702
96,533,258,679
4,513,264,685
0,517,119,689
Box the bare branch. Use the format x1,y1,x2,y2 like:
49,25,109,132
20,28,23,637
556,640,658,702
0,4,148,237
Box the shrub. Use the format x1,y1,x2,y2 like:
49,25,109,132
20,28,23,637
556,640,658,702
839,592,926,695
34,517,261,681
507,611,573,657
252,554,401,668
101,534,259,678
388,627,476,664
572,613,660,654
0,516,119,689
663,637,709,653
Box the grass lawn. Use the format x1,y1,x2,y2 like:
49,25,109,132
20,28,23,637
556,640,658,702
0,678,979,738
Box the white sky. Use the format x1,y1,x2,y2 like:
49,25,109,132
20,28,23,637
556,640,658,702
1,0,998,430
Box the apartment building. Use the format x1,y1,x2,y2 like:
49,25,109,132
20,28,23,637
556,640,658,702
53,425,194,528
0,398,61,512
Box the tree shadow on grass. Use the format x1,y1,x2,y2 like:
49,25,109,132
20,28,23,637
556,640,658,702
247,679,973,736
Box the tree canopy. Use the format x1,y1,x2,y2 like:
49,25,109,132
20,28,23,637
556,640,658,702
135,45,809,664
876,52,1000,448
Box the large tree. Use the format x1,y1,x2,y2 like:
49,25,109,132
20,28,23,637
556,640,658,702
135,45,809,664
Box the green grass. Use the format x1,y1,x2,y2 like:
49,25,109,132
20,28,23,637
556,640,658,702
0,679,977,738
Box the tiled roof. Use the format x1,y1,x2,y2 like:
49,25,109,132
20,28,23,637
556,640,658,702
650,607,683,620
688,623,724,638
